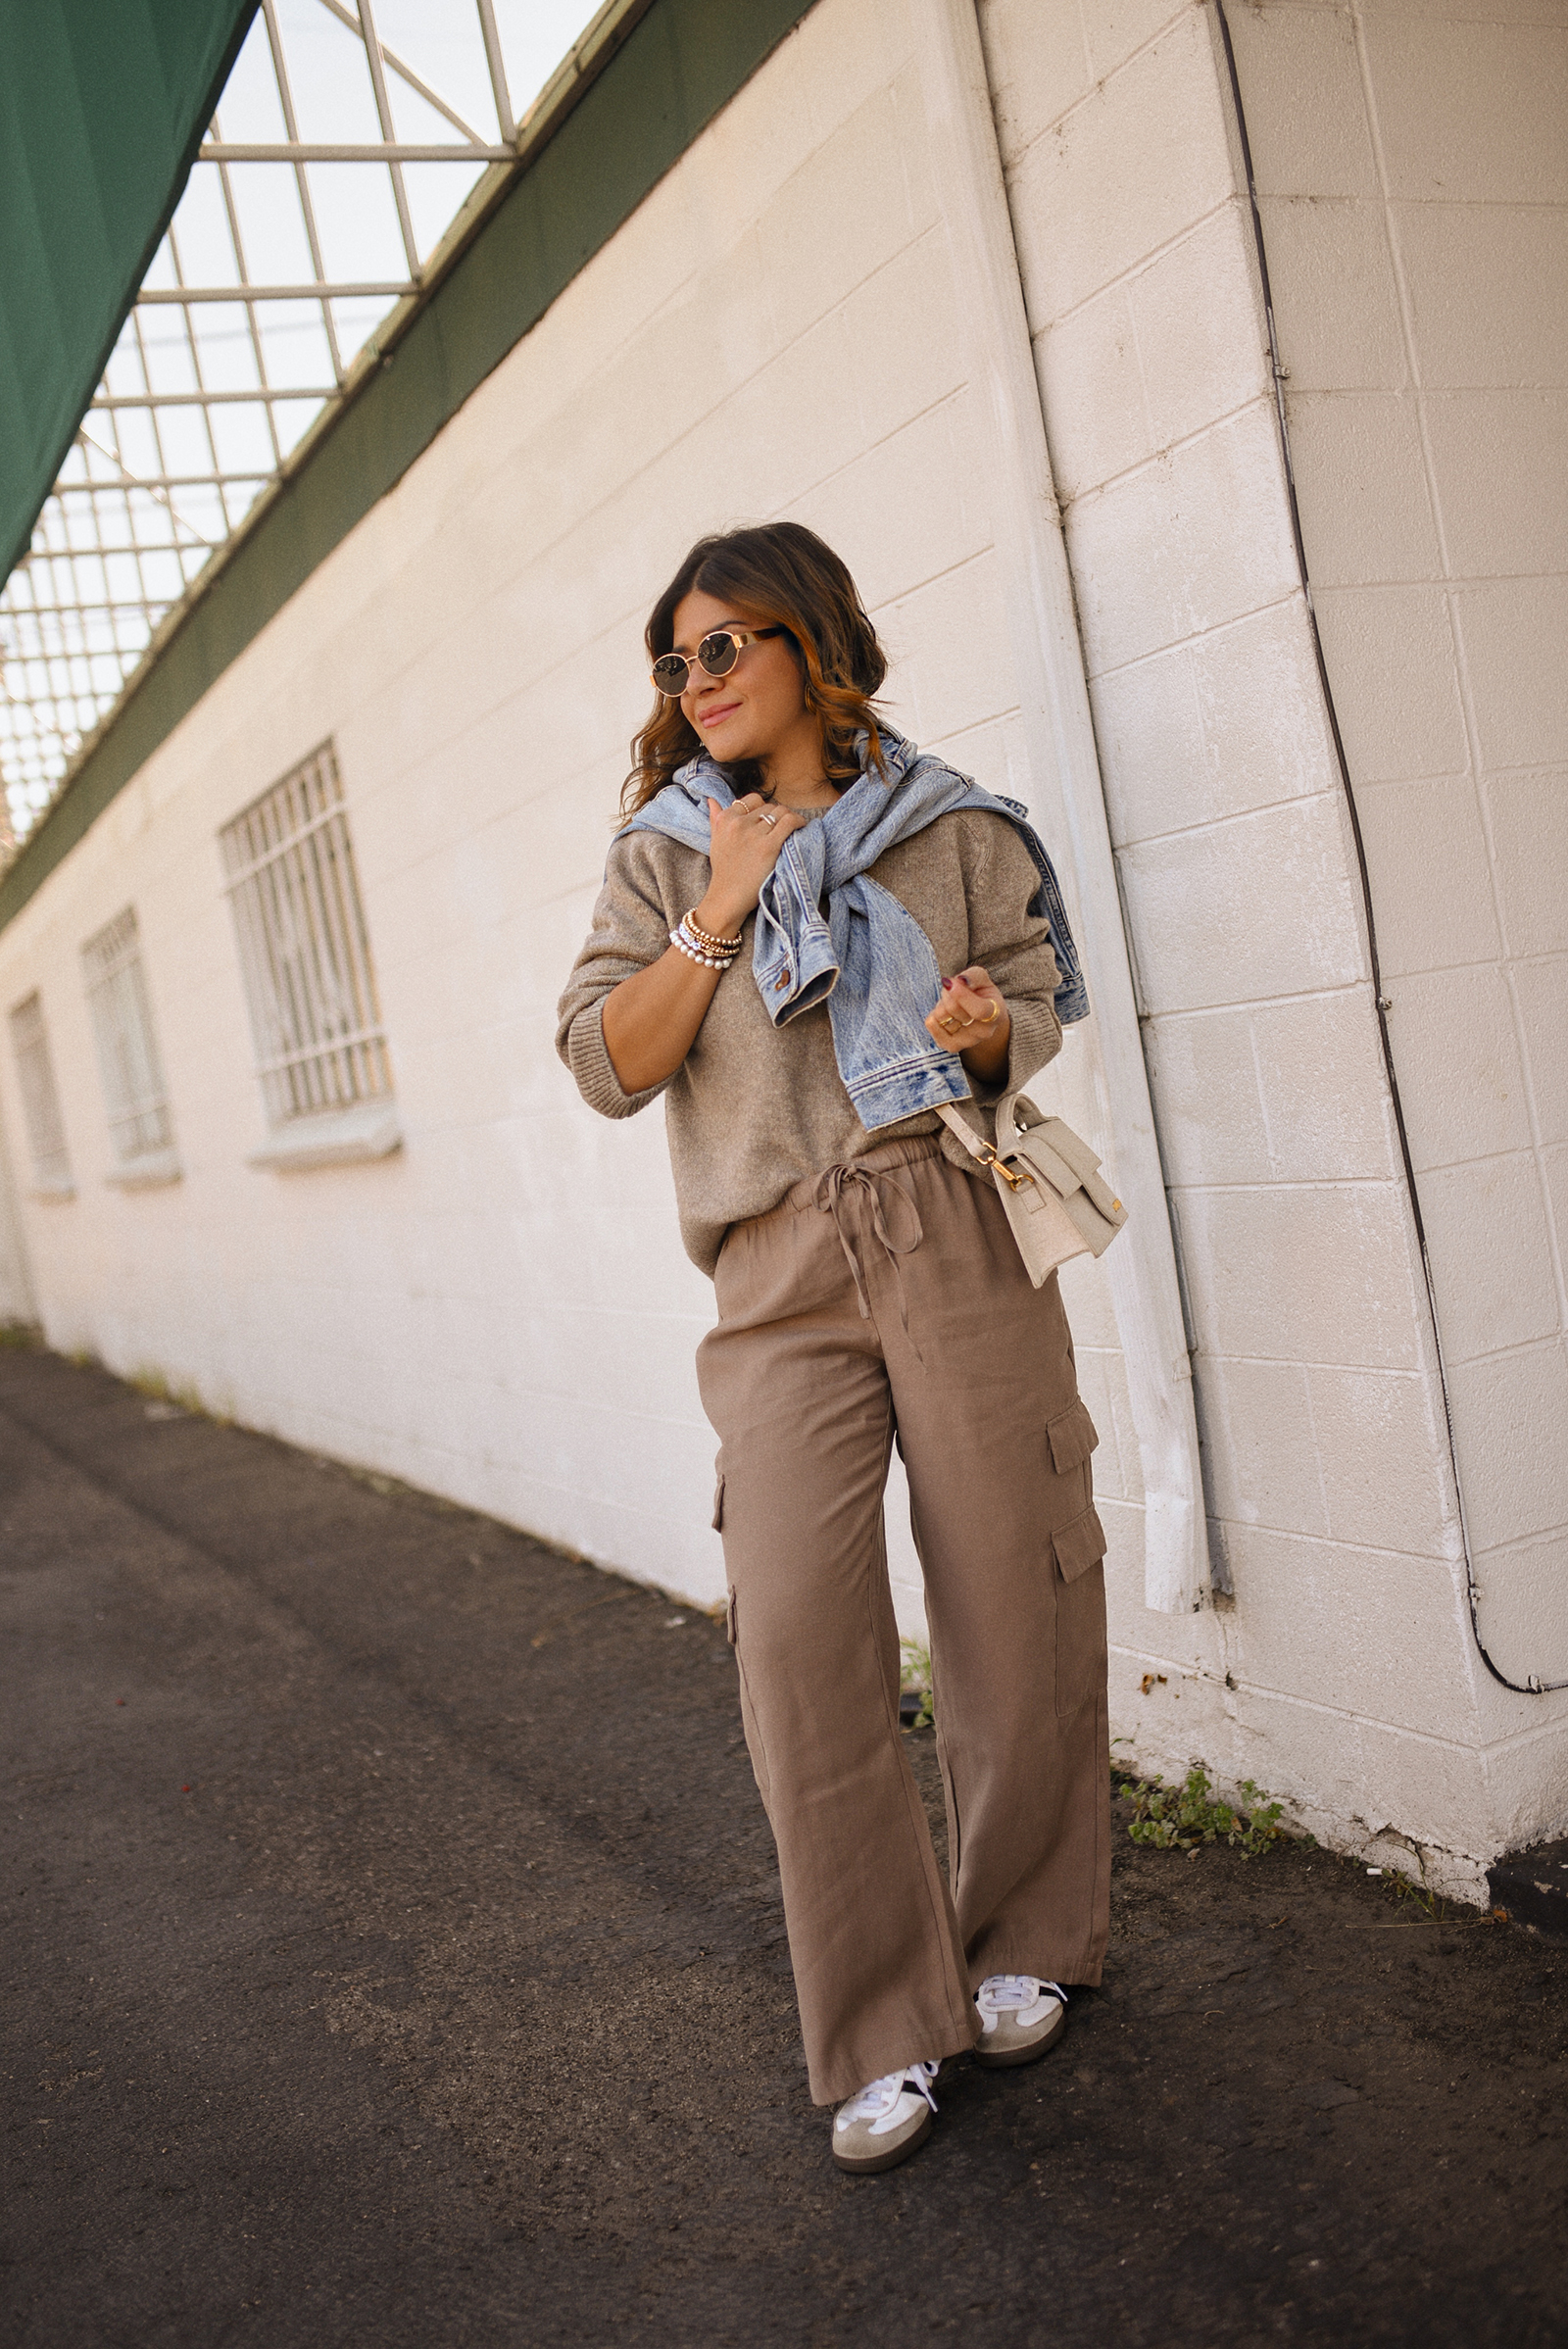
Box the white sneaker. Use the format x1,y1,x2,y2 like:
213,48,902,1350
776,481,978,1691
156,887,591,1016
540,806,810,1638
973,1974,1068,2068
831,2059,940,2174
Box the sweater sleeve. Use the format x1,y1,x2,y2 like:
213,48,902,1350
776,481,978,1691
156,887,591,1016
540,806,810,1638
556,833,695,1119
959,814,1064,1101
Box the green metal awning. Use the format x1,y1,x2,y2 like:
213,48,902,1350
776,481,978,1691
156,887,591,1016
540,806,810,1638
0,0,259,582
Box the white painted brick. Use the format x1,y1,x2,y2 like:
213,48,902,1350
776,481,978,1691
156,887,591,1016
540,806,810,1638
1425,390,1568,581
1174,1181,1426,1369
1517,962,1568,1147
1224,2,1379,199
1484,1713,1568,1863
979,0,1094,166
877,549,1015,748
1421,1151,1561,1360
1288,391,1443,587
1089,598,1333,846
1006,11,1235,323
745,74,923,355
1384,963,1537,1170
1033,284,1149,504
1446,1336,1568,1550
1066,404,1298,676
1198,1354,1330,1536
785,392,990,614
1311,585,1471,781
1453,577,1568,773
1082,0,1193,86
1143,1007,1272,1187
1257,197,1407,392
1396,201,1568,390
1134,200,1272,451
1362,17,1568,207
1223,1526,1478,1740
1116,794,1366,1014
1352,776,1502,978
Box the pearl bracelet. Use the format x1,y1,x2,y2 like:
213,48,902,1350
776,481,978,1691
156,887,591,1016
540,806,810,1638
669,919,739,970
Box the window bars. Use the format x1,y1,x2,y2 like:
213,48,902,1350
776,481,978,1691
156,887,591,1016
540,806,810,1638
220,743,391,1127
8,992,73,1194
80,907,176,1167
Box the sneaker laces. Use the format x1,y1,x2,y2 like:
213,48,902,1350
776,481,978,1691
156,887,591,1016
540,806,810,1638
838,2059,940,2125
976,1974,1067,2017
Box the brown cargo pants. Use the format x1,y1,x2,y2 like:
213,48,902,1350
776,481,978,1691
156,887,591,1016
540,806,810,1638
696,1135,1110,2107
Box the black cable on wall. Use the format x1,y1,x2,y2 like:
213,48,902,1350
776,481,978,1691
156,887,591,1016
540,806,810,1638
1211,0,1562,1694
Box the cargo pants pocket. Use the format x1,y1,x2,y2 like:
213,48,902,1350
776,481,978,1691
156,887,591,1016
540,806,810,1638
1053,1501,1107,1718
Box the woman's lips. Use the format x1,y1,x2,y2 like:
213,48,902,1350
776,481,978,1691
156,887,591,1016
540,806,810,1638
698,699,742,729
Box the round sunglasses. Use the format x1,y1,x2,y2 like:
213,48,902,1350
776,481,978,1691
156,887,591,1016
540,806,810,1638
650,626,783,698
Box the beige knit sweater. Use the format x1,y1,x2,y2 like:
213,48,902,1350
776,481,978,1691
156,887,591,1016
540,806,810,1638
555,807,1063,1275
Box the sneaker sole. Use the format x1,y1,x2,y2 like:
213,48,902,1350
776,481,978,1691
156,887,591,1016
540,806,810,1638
831,2107,935,2175
971,2004,1068,2070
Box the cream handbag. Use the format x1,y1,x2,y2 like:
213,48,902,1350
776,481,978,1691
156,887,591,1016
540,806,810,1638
937,1092,1128,1288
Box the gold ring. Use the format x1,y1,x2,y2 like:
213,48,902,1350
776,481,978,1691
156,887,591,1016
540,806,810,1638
760,811,778,828
940,1015,959,1033
984,1001,1002,1024
957,1015,976,1029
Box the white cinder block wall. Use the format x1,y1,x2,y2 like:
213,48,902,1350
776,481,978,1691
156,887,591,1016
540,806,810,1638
0,0,1560,1887
1226,0,1568,1846
982,0,1567,1883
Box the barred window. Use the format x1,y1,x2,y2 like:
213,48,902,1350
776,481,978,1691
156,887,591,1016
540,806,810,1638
220,744,392,1129
8,991,73,1194
80,906,175,1168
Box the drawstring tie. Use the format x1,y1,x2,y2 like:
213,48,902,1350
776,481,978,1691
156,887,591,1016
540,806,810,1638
813,1162,925,1357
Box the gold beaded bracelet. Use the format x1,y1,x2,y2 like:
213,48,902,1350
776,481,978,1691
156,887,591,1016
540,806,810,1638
669,917,740,970
682,910,743,954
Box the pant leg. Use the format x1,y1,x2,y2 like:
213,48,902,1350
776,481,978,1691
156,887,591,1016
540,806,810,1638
878,1151,1112,1990
696,1188,978,2108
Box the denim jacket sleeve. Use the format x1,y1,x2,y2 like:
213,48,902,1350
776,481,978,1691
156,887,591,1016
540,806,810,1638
956,813,1064,1103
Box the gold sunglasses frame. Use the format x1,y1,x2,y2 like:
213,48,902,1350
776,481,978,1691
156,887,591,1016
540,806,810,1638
650,626,784,698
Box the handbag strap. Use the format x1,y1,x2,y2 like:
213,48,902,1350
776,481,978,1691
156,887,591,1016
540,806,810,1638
935,1101,1035,1194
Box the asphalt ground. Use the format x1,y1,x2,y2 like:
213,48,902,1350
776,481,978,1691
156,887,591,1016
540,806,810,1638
3,1340,1566,2349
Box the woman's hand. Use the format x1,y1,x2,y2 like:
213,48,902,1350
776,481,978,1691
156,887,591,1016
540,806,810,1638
925,964,1011,1084
696,794,808,938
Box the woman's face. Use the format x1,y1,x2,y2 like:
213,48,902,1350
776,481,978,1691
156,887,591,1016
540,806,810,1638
670,588,819,771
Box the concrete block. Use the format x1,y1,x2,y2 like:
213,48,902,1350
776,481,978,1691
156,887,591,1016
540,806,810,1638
1517,962,1568,1147
1488,771,1568,960
1472,1531,1568,1709
877,547,1016,749
979,0,1094,166
1135,200,1273,457
783,390,990,615
1198,1353,1330,1536
1352,775,1501,978
1224,3,1379,199
1177,1179,1426,1370
1396,201,1568,391
1034,283,1151,505
1362,17,1568,207
1453,576,1568,774
745,76,922,356
1116,793,1366,1014
1307,1364,1455,1557
1385,962,1536,1171
1287,391,1443,588
1090,597,1333,847
1145,1006,1274,1189
1224,1524,1478,1741
1148,988,1392,1189
1083,0,1193,85
1067,404,1298,677
1446,1336,1568,1551
1425,390,1568,582
1006,11,1235,323
1257,196,1407,393
1312,584,1471,782
1422,1150,1561,1361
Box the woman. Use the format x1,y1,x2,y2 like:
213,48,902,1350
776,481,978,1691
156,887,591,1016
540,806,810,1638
557,522,1109,2175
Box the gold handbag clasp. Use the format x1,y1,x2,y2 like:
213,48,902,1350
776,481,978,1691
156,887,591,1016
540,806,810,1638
979,1142,1035,1194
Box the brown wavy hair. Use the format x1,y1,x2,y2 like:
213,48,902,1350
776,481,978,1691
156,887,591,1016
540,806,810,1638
620,522,887,820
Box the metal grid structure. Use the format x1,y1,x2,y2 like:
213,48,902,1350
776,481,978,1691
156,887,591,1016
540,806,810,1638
220,740,391,1126
0,0,603,850
80,905,175,1165
7,992,74,1194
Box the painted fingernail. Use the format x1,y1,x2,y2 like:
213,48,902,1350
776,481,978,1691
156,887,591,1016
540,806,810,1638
941,977,953,991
